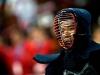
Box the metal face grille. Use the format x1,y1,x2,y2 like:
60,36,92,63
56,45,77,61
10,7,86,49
53,9,77,49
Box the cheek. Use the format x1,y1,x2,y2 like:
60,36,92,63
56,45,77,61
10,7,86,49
70,29,76,35
61,34,65,39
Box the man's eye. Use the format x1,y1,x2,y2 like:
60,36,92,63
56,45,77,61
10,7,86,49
69,27,75,30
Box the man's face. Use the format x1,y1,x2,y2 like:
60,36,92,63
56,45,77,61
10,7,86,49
60,19,77,48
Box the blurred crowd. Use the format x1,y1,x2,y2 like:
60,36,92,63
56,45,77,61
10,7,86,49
0,0,100,75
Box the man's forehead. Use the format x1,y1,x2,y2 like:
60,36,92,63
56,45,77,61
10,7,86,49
60,19,75,27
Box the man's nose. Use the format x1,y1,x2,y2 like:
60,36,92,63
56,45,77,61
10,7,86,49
64,31,71,35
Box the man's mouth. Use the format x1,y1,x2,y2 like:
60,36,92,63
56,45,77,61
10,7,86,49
63,37,73,45
64,40,72,44
64,40,73,48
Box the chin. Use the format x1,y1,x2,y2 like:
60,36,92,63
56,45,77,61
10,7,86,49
64,41,73,49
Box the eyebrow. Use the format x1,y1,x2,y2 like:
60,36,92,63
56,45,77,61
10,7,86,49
60,22,75,25
61,25,75,28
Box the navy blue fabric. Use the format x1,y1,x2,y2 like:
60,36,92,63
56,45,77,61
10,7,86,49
33,8,92,63
34,53,60,64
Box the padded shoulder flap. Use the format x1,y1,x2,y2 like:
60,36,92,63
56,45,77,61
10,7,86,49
33,53,60,64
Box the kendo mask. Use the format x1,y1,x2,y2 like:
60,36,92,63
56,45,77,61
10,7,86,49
54,9,77,49
54,8,91,50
